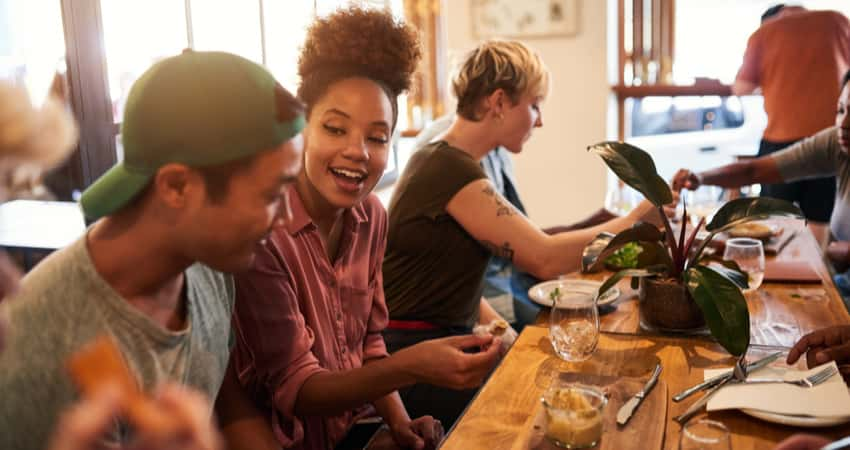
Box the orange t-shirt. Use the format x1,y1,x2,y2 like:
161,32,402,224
737,9,850,142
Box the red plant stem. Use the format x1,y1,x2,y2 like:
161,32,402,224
683,216,706,270
677,201,688,270
658,206,681,278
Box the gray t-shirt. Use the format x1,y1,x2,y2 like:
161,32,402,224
0,235,234,450
771,126,850,241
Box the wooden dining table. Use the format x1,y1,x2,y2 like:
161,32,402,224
441,220,850,450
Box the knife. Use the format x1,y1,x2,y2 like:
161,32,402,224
672,351,782,402
617,363,662,426
674,374,734,424
820,436,850,450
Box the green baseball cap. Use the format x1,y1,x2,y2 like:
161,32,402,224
80,50,305,220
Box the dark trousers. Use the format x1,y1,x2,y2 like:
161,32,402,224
334,422,382,450
758,138,835,222
382,327,480,430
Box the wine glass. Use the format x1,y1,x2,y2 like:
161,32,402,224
605,181,643,216
685,185,724,224
723,237,765,292
549,288,600,362
679,419,731,450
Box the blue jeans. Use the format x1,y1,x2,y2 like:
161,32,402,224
834,270,850,310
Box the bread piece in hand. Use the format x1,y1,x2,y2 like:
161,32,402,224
66,335,173,434
489,319,509,337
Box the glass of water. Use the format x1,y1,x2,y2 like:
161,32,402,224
723,237,765,292
549,289,600,362
679,419,731,450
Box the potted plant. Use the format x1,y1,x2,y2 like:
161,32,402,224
583,141,803,356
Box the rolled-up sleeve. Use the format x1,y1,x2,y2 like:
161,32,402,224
771,127,840,181
231,242,328,446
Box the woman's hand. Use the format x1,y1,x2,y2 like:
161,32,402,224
389,416,444,450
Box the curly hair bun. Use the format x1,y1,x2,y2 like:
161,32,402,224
298,6,421,98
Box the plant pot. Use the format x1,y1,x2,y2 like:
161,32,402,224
639,277,706,332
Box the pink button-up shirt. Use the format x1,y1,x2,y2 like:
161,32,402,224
231,186,389,450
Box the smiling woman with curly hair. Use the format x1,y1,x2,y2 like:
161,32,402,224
217,6,502,450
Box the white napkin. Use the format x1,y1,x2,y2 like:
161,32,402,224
704,361,850,417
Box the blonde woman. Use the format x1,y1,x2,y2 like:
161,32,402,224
382,40,662,426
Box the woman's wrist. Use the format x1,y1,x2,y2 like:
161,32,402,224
375,392,410,431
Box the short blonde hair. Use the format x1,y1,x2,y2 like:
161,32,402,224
452,40,550,121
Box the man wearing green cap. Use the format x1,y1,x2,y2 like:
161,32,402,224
0,50,305,450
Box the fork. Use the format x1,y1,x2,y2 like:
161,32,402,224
740,366,837,388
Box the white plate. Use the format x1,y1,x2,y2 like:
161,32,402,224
741,409,850,428
527,279,621,308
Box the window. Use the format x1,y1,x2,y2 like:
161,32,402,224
0,0,65,105
614,0,850,140
55,0,423,197
627,95,744,138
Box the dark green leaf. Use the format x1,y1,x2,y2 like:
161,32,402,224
585,222,665,272
635,241,674,269
587,141,674,207
597,265,668,301
706,197,803,232
684,265,750,356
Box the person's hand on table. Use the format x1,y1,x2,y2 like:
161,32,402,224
773,433,832,450
48,382,222,450
672,169,702,192
826,241,850,272
397,334,501,390
388,415,444,450
787,325,850,383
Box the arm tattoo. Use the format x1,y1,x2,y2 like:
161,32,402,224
482,185,516,217
495,197,515,217
480,240,515,262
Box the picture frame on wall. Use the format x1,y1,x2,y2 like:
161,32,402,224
471,0,579,38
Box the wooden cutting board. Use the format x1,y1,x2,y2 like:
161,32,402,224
522,373,667,450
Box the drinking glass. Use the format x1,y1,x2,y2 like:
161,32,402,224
549,289,600,362
685,185,724,224
723,237,765,292
679,419,731,450
541,383,607,449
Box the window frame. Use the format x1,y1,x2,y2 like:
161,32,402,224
55,0,418,196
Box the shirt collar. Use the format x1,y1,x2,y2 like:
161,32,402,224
285,184,367,235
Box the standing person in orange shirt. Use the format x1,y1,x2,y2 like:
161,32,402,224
734,4,850,224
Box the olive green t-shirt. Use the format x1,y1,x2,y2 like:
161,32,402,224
383,141,490,328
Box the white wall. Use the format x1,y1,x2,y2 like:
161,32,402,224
443,0,610,227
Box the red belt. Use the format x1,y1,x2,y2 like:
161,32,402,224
386,319,441,330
